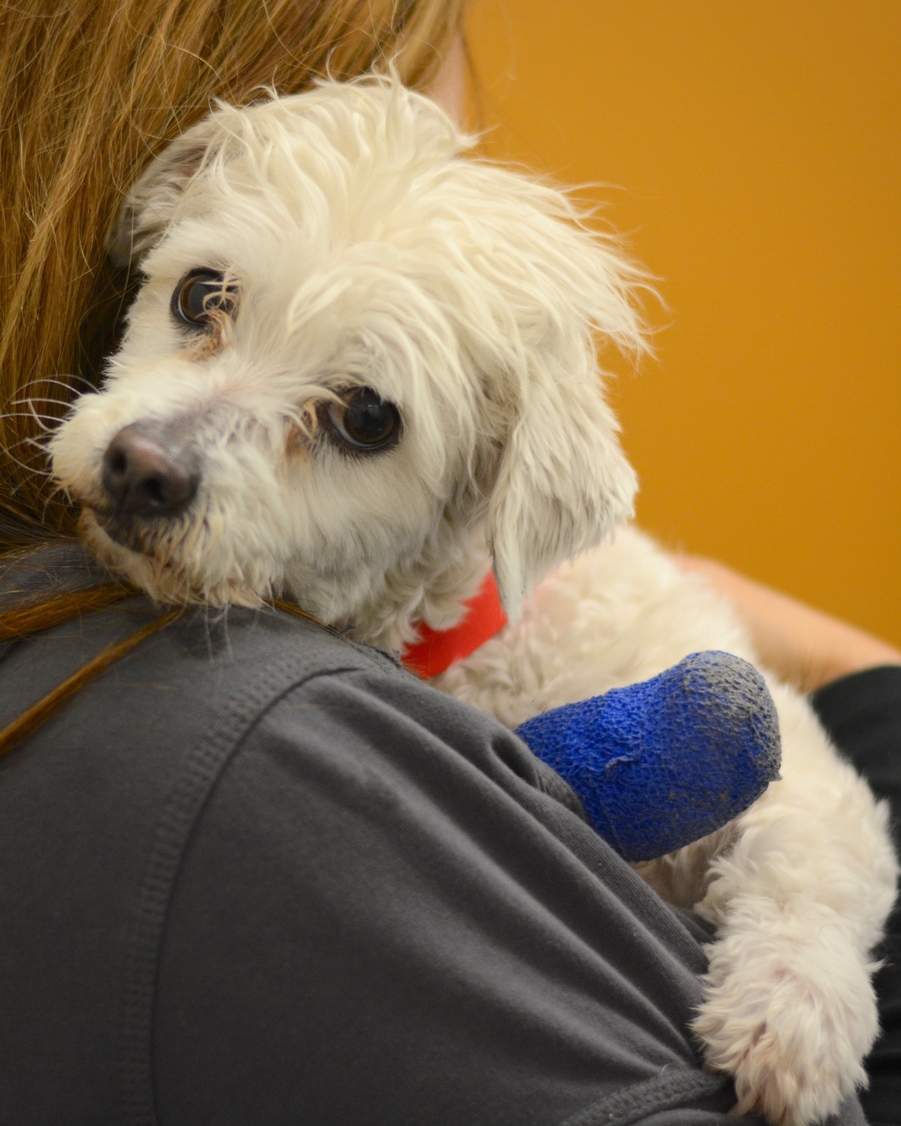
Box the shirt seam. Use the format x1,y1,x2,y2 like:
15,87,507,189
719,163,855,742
116,634,386,1126
557,1067,731,1126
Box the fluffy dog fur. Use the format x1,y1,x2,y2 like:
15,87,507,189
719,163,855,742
50,79,897,1125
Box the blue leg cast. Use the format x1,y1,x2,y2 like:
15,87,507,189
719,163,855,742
515,651,781,861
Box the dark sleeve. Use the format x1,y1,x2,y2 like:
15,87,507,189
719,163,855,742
151,664,772,1126
811,665,901,827
811,665,901,1126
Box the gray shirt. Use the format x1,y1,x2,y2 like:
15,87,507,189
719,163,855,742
0,547,865,1124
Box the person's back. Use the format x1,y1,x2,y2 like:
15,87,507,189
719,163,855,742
0,543,785,1125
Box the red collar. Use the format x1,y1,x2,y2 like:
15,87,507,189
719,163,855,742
401,572,508,679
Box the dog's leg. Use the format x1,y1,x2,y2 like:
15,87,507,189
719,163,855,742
691,681,897,1125
441,528,898,1125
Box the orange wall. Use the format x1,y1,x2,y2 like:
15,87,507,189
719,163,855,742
467,0,901,647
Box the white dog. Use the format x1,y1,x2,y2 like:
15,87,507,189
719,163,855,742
50,79,897,1125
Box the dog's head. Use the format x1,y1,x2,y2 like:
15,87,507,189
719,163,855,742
51,79,645,644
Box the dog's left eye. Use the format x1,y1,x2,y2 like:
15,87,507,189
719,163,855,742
325,388,401,453
171,269,237,328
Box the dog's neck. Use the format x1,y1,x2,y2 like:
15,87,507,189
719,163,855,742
401,571,507,678
282,510,497,659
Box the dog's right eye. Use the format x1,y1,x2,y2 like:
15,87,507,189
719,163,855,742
171,269,237,328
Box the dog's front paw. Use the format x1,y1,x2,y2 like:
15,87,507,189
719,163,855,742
692,924,878,1125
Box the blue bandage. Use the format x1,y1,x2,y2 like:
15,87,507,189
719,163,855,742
515,651,781,861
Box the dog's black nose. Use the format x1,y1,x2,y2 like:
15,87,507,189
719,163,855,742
102,421,199,518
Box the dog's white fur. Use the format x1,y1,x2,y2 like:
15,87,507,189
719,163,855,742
50,79,897,1125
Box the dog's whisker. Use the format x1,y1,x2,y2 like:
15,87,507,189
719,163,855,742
7,397,72,415
18,372,97,393
1,409,61,426
0,444,54,477
22,438,55,457
0,425,55,450
0,418,51,434
23,401,58,434
38,483,69,522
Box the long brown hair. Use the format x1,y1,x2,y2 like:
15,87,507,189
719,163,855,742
0,0,465,752
0,0,465,550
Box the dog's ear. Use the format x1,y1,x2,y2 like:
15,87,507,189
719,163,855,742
108,117,221,268
460,170,647,617
486,365,638,617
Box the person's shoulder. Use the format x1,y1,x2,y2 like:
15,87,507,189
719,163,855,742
0,547,404,733
0,549,413,834
160,598,403,693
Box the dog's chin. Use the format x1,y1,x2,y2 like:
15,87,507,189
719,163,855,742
77,509,266,609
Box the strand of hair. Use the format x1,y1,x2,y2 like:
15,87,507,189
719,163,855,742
0,608,181,758
0,583,138,641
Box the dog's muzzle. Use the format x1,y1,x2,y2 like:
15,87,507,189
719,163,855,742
101,419,200,521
